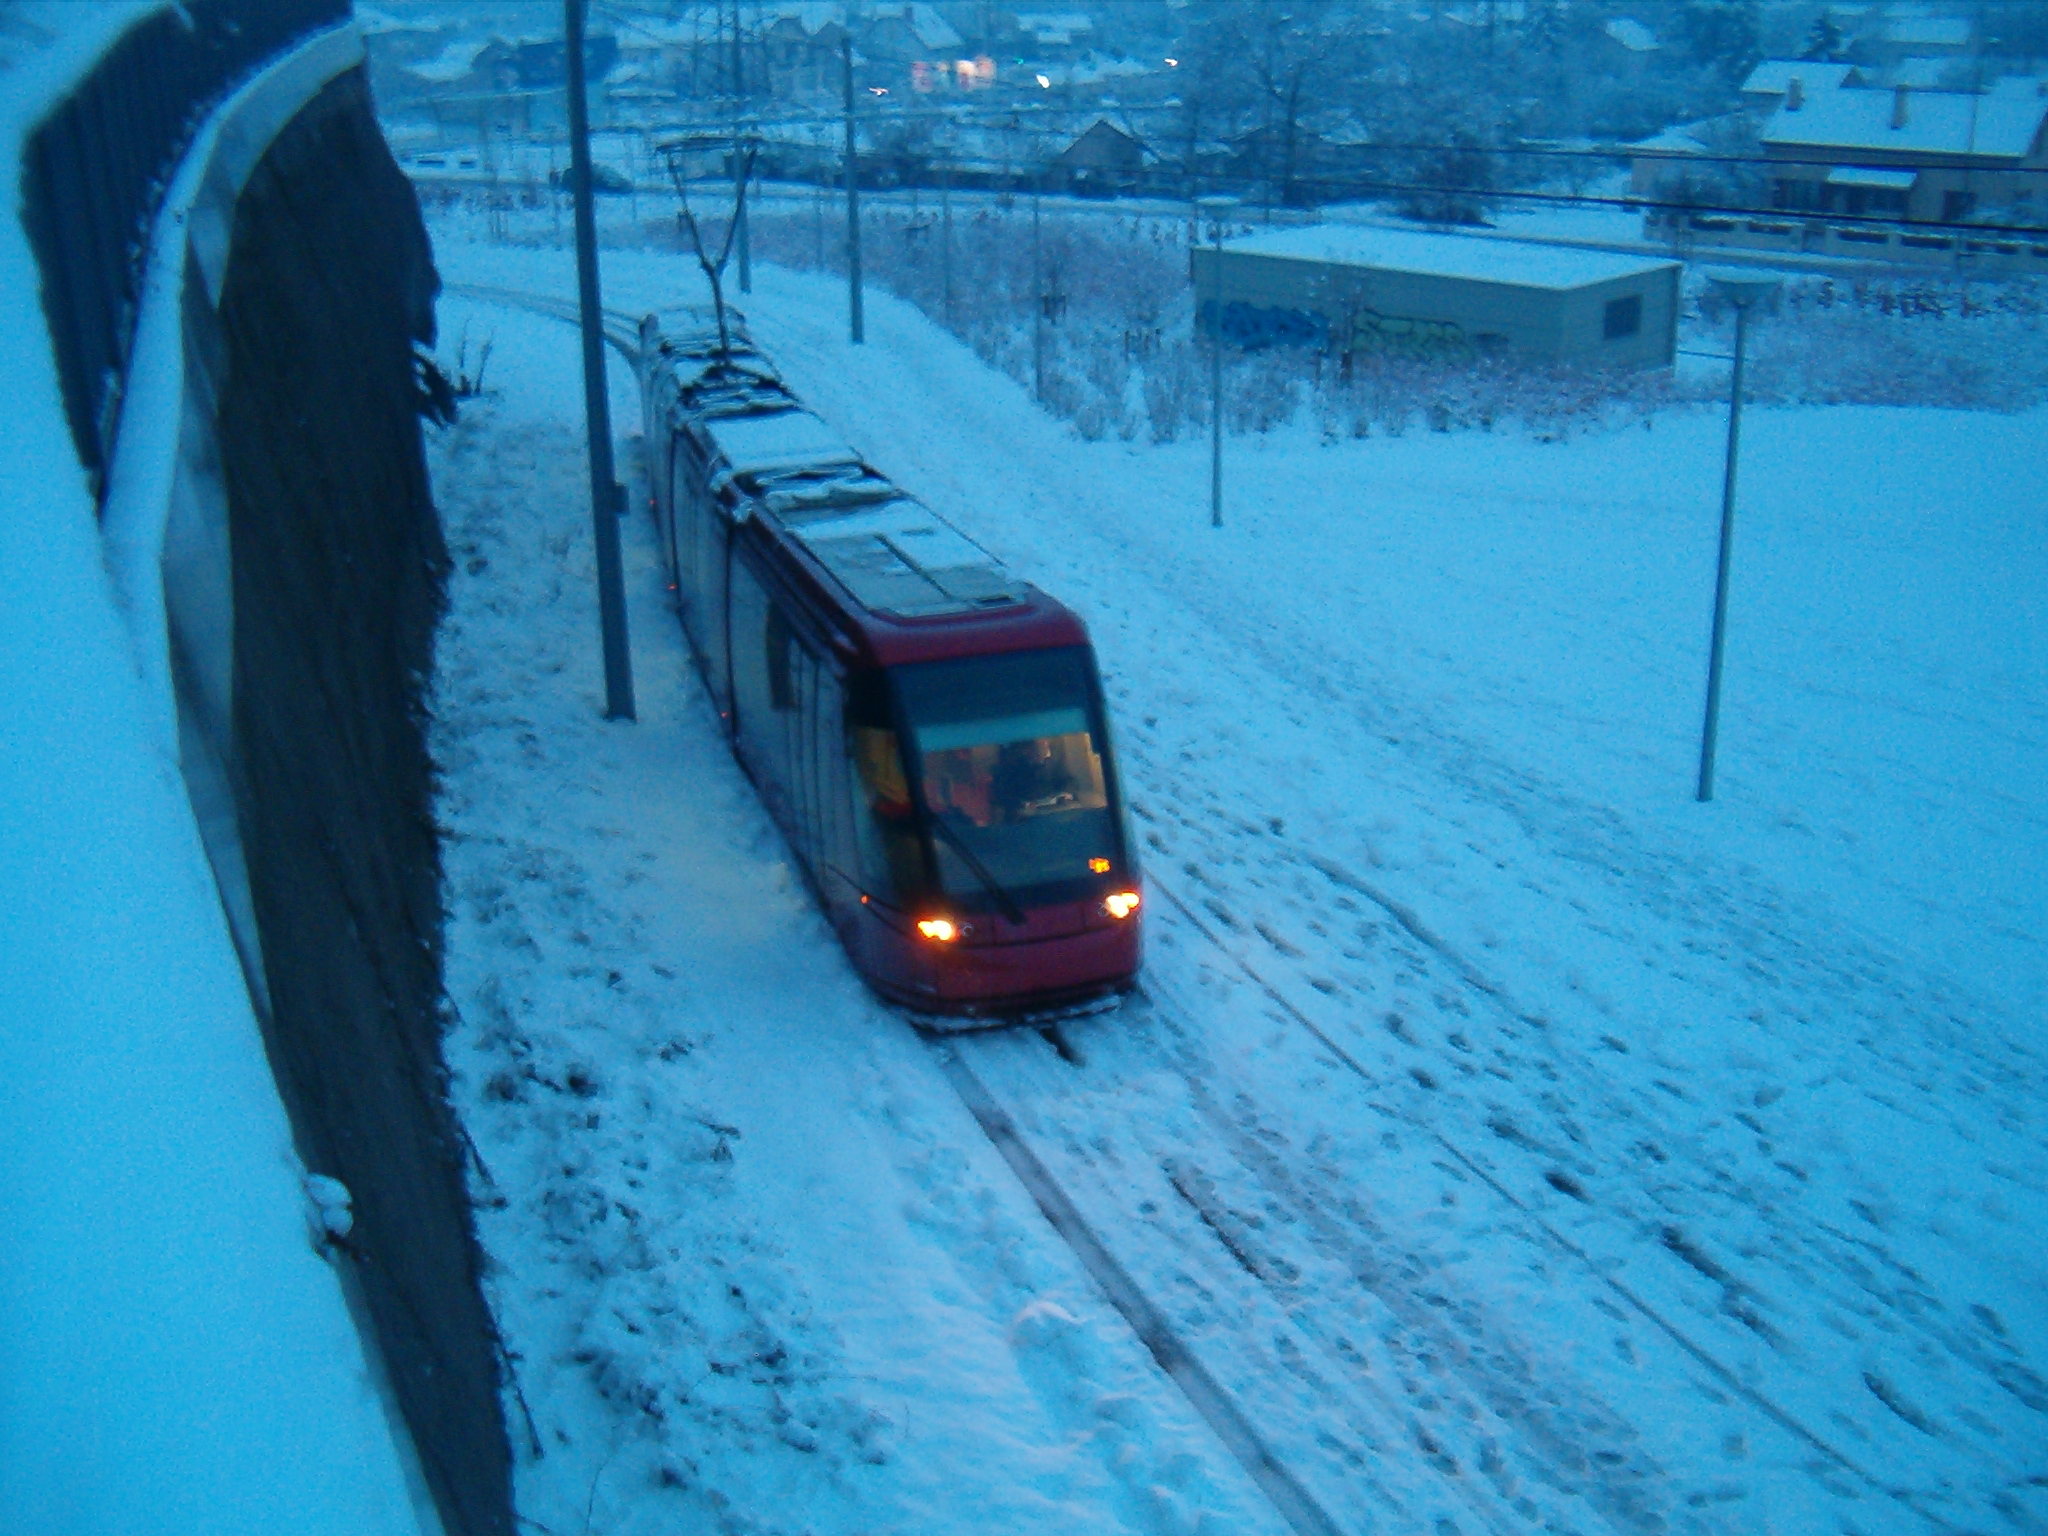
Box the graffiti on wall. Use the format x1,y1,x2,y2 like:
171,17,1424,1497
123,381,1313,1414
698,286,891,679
1344,305,1474,361
1199,296,1476,360
1198,299,1329,351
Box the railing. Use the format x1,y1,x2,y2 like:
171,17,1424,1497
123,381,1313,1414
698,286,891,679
20,0,350,502
1646,207,2048,273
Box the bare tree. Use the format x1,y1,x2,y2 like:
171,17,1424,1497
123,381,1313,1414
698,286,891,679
664,138,759,357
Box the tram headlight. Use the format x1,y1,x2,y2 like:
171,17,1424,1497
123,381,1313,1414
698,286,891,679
1103,891,1141,920
916,917,960,942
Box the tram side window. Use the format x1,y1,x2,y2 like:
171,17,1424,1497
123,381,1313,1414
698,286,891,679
729,564,785,795
846,676,921,902
767,605,796,711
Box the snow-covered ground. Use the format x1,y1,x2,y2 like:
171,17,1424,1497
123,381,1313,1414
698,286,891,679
427,225,2046,1535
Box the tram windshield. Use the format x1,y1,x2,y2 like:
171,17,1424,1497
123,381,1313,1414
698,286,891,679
893,647,1122,909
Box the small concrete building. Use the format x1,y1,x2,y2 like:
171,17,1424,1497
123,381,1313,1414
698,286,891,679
1193,226,1681,369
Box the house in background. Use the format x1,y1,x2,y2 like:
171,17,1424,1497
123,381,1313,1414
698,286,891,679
1052,118,1148,195
1762,82,2048,226
1640,72,2048,270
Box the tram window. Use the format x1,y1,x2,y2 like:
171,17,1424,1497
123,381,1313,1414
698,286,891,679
894,647,1123,906
849,720,921,900
767,605,795,711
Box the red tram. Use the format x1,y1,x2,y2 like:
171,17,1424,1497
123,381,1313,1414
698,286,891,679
637,313,1141,1020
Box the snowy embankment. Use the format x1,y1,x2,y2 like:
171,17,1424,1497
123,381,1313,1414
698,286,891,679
427,225,2045,1535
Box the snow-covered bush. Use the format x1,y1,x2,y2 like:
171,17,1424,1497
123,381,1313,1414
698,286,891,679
448,185,2048,440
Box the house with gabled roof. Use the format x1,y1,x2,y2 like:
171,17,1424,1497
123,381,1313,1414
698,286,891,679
1645,76,2048,270
1739,59,1864,110
1762,82,2048,226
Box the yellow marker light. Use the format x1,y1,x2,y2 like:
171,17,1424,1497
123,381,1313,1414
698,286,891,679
1104,891,1141,920
1089,856,1112,874
916,917,959,942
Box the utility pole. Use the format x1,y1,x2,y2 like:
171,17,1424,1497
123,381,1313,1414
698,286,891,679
843,20,864,344
1696,272,1779,802
734,121,753,294
565,0,634,720
1031,172,1045,401
733,7,750,293
1197,195,1237,529
940,153,954,327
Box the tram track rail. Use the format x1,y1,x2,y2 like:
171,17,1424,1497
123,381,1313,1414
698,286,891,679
934,1040,1349,1536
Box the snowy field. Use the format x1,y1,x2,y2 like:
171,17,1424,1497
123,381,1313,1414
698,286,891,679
425,224,2046,1535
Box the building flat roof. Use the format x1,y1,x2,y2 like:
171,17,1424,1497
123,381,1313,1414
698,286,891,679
1219,226,1678,290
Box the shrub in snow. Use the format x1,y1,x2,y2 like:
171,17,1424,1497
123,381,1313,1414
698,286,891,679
448,187,2048,437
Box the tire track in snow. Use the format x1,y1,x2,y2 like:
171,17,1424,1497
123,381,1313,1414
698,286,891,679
1141,874,1960,1534
945,1005,1702,1536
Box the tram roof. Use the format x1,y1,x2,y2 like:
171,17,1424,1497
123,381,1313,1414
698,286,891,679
649,311,1056,640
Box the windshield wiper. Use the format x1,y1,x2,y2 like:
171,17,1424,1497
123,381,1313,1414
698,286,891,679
926,812,1027,926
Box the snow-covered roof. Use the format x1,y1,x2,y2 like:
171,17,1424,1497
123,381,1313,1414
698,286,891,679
863,2,961,52
405,36,488,84
354,5,447,36
1826,164,1918,187
1885,14,1970,49
1603,17,1659,52
650,316,1018,619
705,409,859,479
1015,11,1095,36
1893,55,1964,89
1628,119,1717,155
1221,226,1677,290
1741,60,1858,96
1764,86,2048,158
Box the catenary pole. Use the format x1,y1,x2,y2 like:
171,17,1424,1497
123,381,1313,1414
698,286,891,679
733,8,751,294
843,23,864,344
565,0,634,721
1032,173,1045,401
1197,195,1237,529
941,156,954,326
1696,274,1777,801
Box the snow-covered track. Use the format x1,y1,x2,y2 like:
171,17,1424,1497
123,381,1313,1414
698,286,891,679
441,281,645,361
933,860,1989,1535
942,1004,1682,1536
935,1040,1348,1536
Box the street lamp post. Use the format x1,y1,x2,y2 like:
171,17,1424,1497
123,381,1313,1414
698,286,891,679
1196,194,1238,529
1696,271,1779,802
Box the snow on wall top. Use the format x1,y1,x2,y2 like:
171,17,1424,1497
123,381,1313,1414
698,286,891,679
0,3,171,133
1219,225,1678,291
1765,86,2048,158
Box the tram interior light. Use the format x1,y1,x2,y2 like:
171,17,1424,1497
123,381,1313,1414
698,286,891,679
1104,891,1140,920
